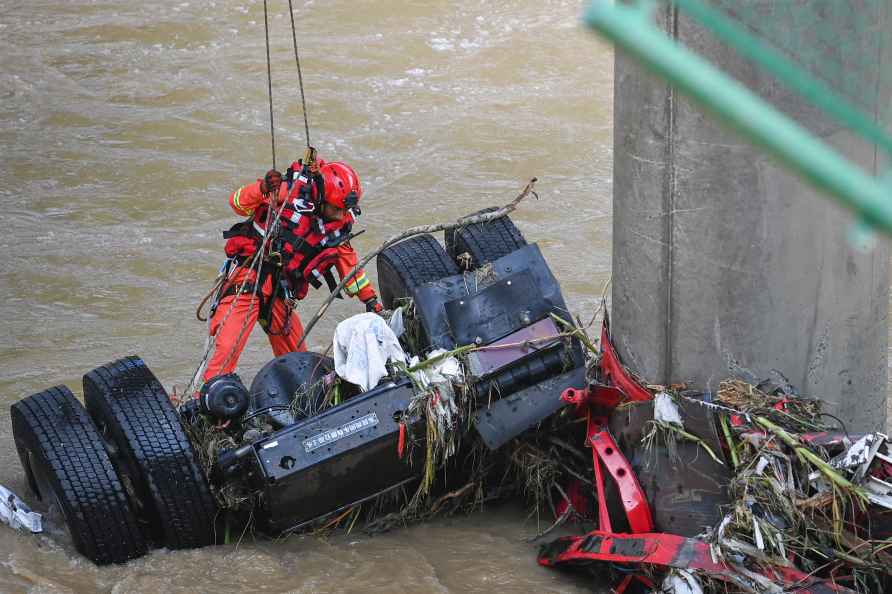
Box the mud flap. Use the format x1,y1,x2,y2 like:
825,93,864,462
473,367,585,450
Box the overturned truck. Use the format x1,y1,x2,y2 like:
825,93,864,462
10,214,586,564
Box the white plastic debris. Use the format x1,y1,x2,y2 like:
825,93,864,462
873,446,892,509
654,391,683,426
407,349,464,391
662,570,704,594
333,312,407,391
865,475,892,510
808,469,831,492
752,516,765,551
831,433,887,483
407,350,464,447
388,305,405,338
754,456,770,476
0,485,42,533
825,433,892,509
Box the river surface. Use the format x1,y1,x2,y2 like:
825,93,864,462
0,1,612,592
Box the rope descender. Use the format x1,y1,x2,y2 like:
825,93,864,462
303,146,318,172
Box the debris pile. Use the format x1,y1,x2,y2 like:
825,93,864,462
696,379,892,593
539,316,892,594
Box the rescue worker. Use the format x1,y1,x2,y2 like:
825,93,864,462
202,156,382,384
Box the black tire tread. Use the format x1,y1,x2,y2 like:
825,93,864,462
451,212,526,269
10,386,147,564
83,356,217,550
444,206,497,260
376,234,459,309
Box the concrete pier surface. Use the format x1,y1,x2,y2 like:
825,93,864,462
611,3,891,432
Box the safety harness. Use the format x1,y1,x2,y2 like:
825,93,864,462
212,164,355,334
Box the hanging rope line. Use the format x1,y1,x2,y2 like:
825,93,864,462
186,1,314,397
262,0,277,170
287,0,311,148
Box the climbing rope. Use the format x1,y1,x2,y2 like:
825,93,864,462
288,0,311,148
262,0,276,169
186,1,315,396
262,0,313,164
186,193,291,397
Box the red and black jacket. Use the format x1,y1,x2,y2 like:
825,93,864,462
222,185,355,300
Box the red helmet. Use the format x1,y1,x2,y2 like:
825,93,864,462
320,161,362,210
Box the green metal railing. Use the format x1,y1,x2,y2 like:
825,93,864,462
585,0,892,238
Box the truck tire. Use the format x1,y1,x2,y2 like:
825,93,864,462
449,210,526,270
377,234,459,309
83,356,218,550
11,385,147,565
444,206,497,261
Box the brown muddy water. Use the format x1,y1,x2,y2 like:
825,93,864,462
0,1,612,592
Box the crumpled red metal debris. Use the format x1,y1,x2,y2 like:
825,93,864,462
538,314,857,594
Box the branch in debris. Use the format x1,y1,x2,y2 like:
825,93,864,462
401,331,578,375
549,313,599,355
720,414,740,469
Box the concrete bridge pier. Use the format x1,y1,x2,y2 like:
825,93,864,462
611,3,890,431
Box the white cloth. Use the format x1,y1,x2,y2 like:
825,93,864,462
333,313,407,391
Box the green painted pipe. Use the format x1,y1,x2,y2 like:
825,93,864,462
584,1,892,237
672,0,892,159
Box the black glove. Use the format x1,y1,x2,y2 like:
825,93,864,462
364,296,384,314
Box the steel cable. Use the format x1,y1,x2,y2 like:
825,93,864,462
287,0,311,148
187,1,314,396
262,0,276,169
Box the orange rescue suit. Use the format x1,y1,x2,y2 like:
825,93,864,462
203,179,377,383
